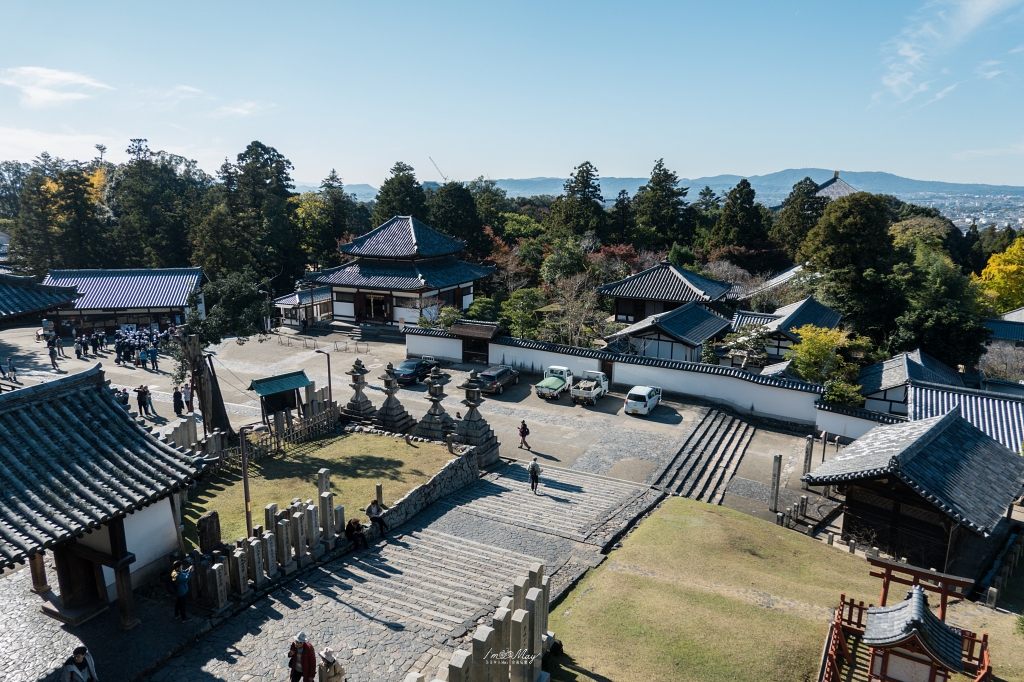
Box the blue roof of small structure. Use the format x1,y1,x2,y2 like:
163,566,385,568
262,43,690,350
0,273,79,321
862,586,964,672
274,286,332,308
339,216,465,259
607,302,730,347
309,257,492,291
859,349,964,396
598,262,731,303
730,296,841,340
803,411,1024,534
908,380,1024,453
985,318,1024,342
42,268,203,310
248,370,312,396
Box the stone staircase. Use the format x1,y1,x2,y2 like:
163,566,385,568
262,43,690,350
651,408,754,504
439,463,652,544
316,528,541,635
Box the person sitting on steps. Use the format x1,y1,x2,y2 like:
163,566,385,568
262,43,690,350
345,517,369,550
366,499,388,537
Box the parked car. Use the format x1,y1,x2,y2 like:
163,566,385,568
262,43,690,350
536,366,573,399
624,385,662,416
393,357,438,384
477,365,520,394
571,370,609,405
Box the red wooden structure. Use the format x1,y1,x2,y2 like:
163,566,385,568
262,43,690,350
867,556,974,622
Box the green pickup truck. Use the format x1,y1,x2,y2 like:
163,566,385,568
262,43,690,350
535,366,573,399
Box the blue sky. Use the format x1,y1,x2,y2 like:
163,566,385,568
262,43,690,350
1,1,1023,187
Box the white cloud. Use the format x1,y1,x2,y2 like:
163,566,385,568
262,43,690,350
975,59,1005,77
924,82,958,103
954,139,1024,158
881,0,1023,101
0,125,116,161
0,66,113,108
211,101,269,118
1011,44,1024,52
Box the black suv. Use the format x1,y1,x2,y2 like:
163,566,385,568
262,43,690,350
393,358,438,384
476,365,520,394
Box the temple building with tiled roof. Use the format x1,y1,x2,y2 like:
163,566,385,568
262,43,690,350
727,296,841,369
815,171,858,199
605,302,731,362
308,215,493,326
0,273,79,325
598,261,731,324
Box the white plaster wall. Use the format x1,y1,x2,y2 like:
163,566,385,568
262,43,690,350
612,361,819,424
407,334,463,362
393,307,420,324
488,344,602,377
78,498,178,601
462,293,474,309
815,409,880,440
334,302,355,317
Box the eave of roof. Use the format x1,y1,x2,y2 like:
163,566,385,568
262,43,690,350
338,216,466,259
248,370,312,396
42,268,204,310
597,262,731,303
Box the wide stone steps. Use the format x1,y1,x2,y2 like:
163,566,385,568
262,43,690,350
317,527,541,633
653,408,754,504
438,464,648,541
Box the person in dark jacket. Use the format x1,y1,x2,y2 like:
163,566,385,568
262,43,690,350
288,632,317,682
345,517,368,550
518,420,531,450
171,560,193,622
173,387,185,415
61,645,98,682
366,500,387,537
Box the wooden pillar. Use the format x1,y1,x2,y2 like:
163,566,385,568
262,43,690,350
108,517,140,630
29,551,50,594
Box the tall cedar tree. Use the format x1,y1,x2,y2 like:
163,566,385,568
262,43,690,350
371,162,428,227
798,192,904,341
466,177,514,236
427,182,486,257
9,168,58,276
106,153,211,268
632,159,691,248
707,179,767,250
770,177,828,261
544,161,606,238
53,167,107,269
606,190,636,244
0,160,30,219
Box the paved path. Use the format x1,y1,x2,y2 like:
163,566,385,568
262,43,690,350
2,462,660,682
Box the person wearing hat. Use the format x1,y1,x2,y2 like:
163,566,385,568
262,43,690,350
527,456,541,494
317,647,345,682
61,645,98,682
288,632,317,682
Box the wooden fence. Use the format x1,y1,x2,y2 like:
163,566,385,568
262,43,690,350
209,408,339,473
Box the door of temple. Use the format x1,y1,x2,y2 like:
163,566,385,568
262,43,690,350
365,294,388,323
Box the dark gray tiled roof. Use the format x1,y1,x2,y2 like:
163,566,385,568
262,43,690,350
803,411,1024,534
908,381,1024,452
42,268,203,310
310,257,493,291
731,296,841,340
402,326,457,338
607,302,730,347
814,401,908,424
858,349,963,396
0,273,78,321
0,366,203,567
598,262,731,303
339,216,465,259
815,173,858,199
984,318,1024,342
1001,306,1024,322
862,586,964,672
274,286,332,308
761,360,792,376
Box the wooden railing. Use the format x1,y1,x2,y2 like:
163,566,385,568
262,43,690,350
821,594,869,682
952,627,992,682
210,409,339,472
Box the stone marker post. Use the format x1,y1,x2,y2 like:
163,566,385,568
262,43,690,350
197,510,222,555
376,483,383,506
491,607,511,680
528,563,542,591
449,649,472,682
247,538,267,588
231,549,252,600
525,588,543,681
334,505,345,540
802,435,813,490
262,531,279,580
510,609,530,682
769,454,782,513
211,562,229,613
403,674,426,682
292,512,311,568
318,468,331,495
513,576,528,613
306,503,324,559
540,575,551,642
265,503,278,534
320,491,337,550
471,624,495,682
276,519,297,574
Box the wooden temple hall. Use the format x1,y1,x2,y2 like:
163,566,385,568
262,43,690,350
0,366,204,629
803,411,1024,579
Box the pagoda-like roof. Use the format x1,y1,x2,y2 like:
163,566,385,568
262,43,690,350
598,262,731,303
0,366,203,567
339,216,466,259
862,586,964,672
309,257,492,292
815,172,858,199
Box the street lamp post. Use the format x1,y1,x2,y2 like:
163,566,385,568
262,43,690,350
315,349,332,406
239,426,254,538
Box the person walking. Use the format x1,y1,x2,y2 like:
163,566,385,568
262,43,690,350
345,517,369,550
58,335,66,358
61,645,99,682
171,559,193,622
173,386,185,416
146,385,155,416
518,420,531,450
49,345,59,371
183,382,192,412
318,648,345,682
528,457,541,494
6,358,16,382
366,499,388,537
150,344,159,371
288,632,317,682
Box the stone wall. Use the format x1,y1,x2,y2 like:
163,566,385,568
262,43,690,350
379,445,480,530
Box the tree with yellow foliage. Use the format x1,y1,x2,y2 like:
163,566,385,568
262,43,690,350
784,324,871,407
978,236,1024,313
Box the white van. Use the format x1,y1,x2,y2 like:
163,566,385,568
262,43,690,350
624,386,662,416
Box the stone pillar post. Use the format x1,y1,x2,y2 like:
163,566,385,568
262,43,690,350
197,510,222,555
320,491,337,550
769,454,782,513
471,625,495,682
510,609,530,682
528,563,543,591
247,538,267,588
277,519,297,574
540,575,551,644
262,531,279,580
306,504,324,559
513,575,528,613
334,505,345,539
525,588,543,681
802,435,813,490
491,607,511,681
211,562,229,613
264,503,278,534
292,512,311,568
376,483,383,506
231,549,253,600
29,552,50,593
449,649,472,682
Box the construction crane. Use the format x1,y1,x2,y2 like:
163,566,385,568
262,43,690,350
429,157,448,183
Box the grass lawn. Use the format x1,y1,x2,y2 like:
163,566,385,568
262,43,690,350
545,497,1024,682
182,432,453,548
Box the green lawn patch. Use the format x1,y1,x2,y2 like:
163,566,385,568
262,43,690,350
182,432,453,548
545,497,1024,682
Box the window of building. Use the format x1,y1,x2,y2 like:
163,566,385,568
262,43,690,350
394,296,419,309
334,292,354,302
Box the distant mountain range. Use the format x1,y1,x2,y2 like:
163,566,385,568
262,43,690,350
295,169,1024,205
